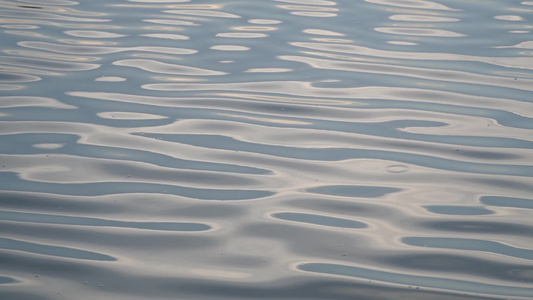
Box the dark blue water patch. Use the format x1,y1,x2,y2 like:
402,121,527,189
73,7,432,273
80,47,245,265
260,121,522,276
307,185,401,198
157,277,499,300
0,72,40,82
16,5,43,9
0,210,211,232
480,196,533,209
272,212,367,229
0,237,115,261
298,263,533,298
0,107,80,123
0,133,77,152
403,237,533,261
173,204,245,219
0,192,121,214
0,133,270,175
469,178,533,194
419,220,533,237
0,275,16,284
360,98,533,130
0,172,274,200
378,253,533,283
151,134,533,177
0,291,52,300
424,206,493,215
1,220,216,253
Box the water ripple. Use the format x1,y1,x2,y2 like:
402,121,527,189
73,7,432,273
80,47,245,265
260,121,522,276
298,263,533,298
402,237,533,261
0,237,116,261
272,212,367,229
1,0,532,299
0,210,212,231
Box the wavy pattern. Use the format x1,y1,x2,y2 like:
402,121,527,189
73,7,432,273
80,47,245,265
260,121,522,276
1,0,532,299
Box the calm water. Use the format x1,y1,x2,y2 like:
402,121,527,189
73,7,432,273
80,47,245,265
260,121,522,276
1,0,532,299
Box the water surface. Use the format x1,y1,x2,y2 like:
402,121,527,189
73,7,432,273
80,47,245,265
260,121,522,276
1,0,532,299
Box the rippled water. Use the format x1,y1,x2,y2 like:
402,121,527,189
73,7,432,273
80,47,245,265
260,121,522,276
1,0,532,299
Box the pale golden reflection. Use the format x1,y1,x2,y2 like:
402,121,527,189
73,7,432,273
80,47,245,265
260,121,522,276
387,41,418,45
64,30,126,38
95,76,127,82
0,96,77,109
129,0,191,2
375,27,466,37
140,33,190,40
32,143,66,150
113,59,226,76
59,39,118,46
166,4,224,9
244,68,292,73
152,76,206,82
231,26,278,32
218,113,311,125
141,25,186,31
494,15,524,21
365,0,457,10
389,14,459,22
290,12,337,17
248,19,282,24
216,32,268,38
143,19,199,26
164,10,241,18
210,45,250,51
303,29,344,36
0,24,40,29
97,112,167,120
275,0,336,5
277,5,338,12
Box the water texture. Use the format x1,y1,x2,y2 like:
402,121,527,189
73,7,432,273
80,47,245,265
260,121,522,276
0,0,532,299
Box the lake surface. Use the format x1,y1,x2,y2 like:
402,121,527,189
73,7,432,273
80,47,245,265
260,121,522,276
1,0,532,299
